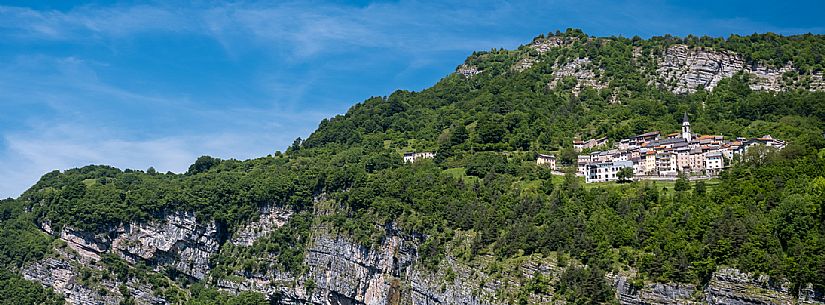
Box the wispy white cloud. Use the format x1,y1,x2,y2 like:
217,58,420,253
0,104,328,198
0,122,300,197
0,1,526,58
0,5,192,40
0,54,330,198
1,0,823,200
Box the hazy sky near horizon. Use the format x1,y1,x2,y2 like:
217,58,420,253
1,0,824,198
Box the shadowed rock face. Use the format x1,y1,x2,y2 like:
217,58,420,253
22,248,165,305
22,207,825,305
111,212,219,280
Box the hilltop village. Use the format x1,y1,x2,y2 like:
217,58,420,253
405,114,786,183
539,114,786,183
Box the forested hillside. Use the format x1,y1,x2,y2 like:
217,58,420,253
4,30,825,304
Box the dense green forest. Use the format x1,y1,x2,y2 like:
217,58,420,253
4,30,825,302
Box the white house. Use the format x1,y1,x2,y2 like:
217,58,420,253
705,151,724,173
577,155,591,176
689,148,706,173
573,137,608,152
743,135,786,151
642,150,656,175
403,152,435,163
536,153,557,170
586,160,633,183
573,140,585,151
655,151,678,176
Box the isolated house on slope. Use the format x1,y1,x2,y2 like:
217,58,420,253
536,154,557,170
403,152,435,163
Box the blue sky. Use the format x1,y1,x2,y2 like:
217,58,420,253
1,0,824,198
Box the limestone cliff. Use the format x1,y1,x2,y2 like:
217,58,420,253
612,268,825,305
546,57,608,96
463,39,823,95
21,206,825,304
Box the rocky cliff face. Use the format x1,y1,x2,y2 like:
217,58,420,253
218,225,563,305
112,212,219,280
23,211,221,305
653,44,794,93
529,37,578,54
650,44,825,93
23,246,166,305
22,207,825,305
229,205,292,246
612,268,825,305
546,57,608,96
476,40,824,95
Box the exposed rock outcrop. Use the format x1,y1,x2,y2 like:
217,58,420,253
530,37,577,54
23,256,119,305
218,226,562,305
652,44,816,93
457,64,482,77
611,273,698,305
655,45,748,93
111,212,219,280
60,226,110,261
34,211,221,282
216,226,420,304
24,208,825,305
547,57,608,95
513,57,538,72
230,205,293,246
704,268,793,305
612,268,825,305
22,248,165,305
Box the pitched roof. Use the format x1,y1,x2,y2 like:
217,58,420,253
707,151,723,157
634,131,660,138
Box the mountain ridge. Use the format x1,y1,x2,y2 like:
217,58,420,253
3,29,825,304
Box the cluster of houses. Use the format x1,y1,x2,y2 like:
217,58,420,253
538,114,786,183
403,114,786,183
403,151,435,163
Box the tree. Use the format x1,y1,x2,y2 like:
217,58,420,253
674,173,690,192
559,147,578,166
476,114,506,144
742,144,778,165
434,145,452,164
186,156,221,175
450,124,469,146
617,167,634,183
289,137,303,152
465,152,510,177
694,181,706,195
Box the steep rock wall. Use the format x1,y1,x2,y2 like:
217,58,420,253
612,268,825,305
23,207,825,305
652,44,824,93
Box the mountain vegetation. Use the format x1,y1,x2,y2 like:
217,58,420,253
3,29,825,303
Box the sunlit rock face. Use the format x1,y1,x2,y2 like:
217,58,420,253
653,44,821,94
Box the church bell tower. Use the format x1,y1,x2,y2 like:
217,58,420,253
681,113,692,141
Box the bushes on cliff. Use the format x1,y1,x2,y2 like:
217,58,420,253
0,199,62,304
0,270,64,305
